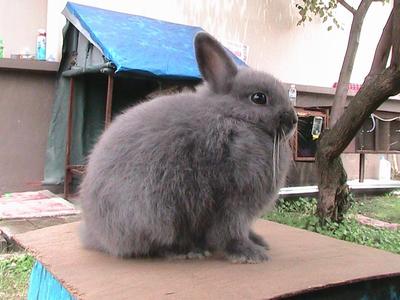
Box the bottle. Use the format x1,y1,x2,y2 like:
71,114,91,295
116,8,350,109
288,84,297,106
311,116,323,140
36,29,46,60
0,38,4,59
378,155,391,181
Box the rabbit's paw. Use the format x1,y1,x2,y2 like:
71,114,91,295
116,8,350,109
187,250,212,259
249,230,270,250
166,249,211,260
226,240,268,264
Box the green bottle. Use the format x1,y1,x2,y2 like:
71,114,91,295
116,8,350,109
0,39,3,59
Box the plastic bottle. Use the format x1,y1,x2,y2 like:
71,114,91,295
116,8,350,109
288,84,297,106
378,155,391,181
36,29,46,60
311,116,323,140
0,38,4,58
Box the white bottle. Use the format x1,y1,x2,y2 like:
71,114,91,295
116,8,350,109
0,38,3,58
288,84,297,106
378,155,391,181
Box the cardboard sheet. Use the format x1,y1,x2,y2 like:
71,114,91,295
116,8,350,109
15,220,400,299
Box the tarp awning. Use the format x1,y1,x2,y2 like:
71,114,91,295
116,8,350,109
63,2,245,78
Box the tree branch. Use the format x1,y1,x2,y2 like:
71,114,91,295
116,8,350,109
329,0,373,127
391,0,400,67
338,0,356,14
369,9,393,75
320,66,400,160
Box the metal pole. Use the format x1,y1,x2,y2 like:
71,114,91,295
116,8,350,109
64,78,75,198
105,74,114,128
359,152,365,183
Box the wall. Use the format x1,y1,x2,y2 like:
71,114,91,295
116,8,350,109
46,0,393,87
0,64,57,193
0,0,47,58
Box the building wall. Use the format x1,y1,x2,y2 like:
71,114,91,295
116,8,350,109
0,0,47,58
0,67,56,193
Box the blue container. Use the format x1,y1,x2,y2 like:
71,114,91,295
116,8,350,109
36,30,46,60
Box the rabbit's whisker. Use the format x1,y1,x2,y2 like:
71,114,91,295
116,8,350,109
281,128,286,141
272,134,276,189
276,134,280,188
298,130,305,142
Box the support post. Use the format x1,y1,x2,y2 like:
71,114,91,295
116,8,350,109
359,152,365,183
64,78,75,198
105,74,114,128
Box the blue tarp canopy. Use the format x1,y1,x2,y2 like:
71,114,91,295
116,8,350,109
63,2,245,78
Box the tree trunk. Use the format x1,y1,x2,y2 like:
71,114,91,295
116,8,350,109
316,65,400,221
315,148,349,221
315,1,400,222
315,1,372,221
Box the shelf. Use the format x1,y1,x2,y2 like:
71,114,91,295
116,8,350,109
355,150,400,154
0,58,59,73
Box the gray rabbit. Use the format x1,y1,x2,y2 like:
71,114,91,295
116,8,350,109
79,32,297,263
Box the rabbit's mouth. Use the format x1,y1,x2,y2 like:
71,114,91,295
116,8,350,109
279,123,296,141
227,116,294,141
227,116,274,138
226,115,289,189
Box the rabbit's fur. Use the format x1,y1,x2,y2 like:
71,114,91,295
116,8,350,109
79,32,297,263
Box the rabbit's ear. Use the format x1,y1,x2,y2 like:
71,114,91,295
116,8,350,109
195,32,238,94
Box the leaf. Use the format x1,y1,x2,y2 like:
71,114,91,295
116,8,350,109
327,25,333,31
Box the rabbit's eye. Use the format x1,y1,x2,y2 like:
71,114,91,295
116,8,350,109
250,92,268,105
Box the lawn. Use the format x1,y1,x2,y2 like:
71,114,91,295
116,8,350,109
264,192,400,255
353,193,400,224
0,253,34,300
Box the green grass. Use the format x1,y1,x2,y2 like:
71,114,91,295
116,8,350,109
353,193,400,224
0,253,34,300
264,196,400,255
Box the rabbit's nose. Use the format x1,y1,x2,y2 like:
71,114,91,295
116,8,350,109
280,111,297,126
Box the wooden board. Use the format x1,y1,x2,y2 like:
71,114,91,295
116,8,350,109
15,220,400,300
0,190,79,219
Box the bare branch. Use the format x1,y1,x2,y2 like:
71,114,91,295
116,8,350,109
329,0,373,127
356,0,374,14
338,0,356,14
391,0,400,67
320,66,400,160
369,9,393,75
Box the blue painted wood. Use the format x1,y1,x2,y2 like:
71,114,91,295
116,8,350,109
28,261,74,300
